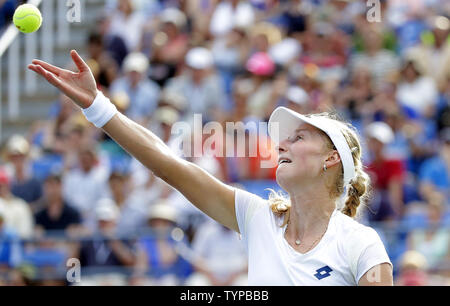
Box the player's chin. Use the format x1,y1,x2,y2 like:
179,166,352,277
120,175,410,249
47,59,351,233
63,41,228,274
275,166,294,188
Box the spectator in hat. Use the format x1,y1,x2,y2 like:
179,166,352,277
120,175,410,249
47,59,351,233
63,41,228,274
136,202,192,285
418,128,450,204
100,170,148,238
34,174,82,234
165,47,226,122
241,52,277,120
284,86,310,114
0,169,34,239
365,121,406,220
395,250,429,286
77,199,137,270
3,135,42,205
110,52,161,123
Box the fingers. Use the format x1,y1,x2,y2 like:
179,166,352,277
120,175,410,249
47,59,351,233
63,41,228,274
28,64,63,88
31,59,64,76
70,50,90,73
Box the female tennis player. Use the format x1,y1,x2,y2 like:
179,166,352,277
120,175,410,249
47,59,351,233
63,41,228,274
29,50,393,286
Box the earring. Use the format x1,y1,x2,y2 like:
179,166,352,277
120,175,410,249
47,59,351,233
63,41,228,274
323,164,327,172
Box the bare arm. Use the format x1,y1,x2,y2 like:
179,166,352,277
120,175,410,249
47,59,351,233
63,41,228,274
102,112,238,231
28,50,239,232
358,263,393,286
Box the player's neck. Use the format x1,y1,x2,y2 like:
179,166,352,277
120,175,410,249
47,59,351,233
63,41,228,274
288,193,335,238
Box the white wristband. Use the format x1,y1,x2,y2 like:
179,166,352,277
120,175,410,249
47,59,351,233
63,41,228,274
82,91,118,128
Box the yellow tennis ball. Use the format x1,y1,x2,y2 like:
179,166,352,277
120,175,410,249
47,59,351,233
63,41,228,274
13,4,42,34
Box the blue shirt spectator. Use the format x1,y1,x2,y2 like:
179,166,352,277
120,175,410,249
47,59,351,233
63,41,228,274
110,53,160,122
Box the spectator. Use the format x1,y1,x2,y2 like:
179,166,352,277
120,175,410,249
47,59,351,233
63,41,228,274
101,170,148,237
166,47,226,122
395,55,439,119
185,221,247,286
406,193,449,270
335,67,376,121
110,52,161,123
0,0,17,30
284,86,311,115
300,21,348,82
62,144,108,230
34,174,83,235
107,0,145,52
240,52,277,120
211,26,249,97
3,135,42,205
0,169,34,239
350,25,400,89
148,7,189,87
136,202,192,285
77,199,137,272
406,15,450,92
396,250,429,286
418,127,450,204
209,0,255,38
95,13,129,69
86,31,118,89
0,206,22,271
365,121,405,220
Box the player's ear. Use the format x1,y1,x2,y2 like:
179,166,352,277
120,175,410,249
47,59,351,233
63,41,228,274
324,150,341,169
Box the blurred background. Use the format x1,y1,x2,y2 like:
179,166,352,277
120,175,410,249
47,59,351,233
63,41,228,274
0,0,449,286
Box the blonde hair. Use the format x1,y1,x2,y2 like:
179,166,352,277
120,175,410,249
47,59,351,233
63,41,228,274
269,112,371,226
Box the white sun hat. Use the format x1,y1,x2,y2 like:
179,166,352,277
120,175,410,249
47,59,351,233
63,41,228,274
286,86,309,105
123,52,149,74
365,121,394,144
268,107,356,186
185,47,214,70
95,198,120,221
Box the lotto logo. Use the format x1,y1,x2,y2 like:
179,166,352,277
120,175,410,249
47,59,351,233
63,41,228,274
314,266,333,280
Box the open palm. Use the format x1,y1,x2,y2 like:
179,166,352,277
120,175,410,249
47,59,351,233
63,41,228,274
28,50,98,109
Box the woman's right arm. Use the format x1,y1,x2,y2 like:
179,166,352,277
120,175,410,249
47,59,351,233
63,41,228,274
102,112,238,231
29,50,239,233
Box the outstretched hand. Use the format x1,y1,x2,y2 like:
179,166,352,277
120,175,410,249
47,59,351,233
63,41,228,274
28,50,98,109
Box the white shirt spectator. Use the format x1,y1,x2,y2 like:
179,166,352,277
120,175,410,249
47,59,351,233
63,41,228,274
110,76,161,122
108,8,145,52
209,1,255,37
62,165,109,229
190,221,247,282
0,197,33,239
396,76,438,117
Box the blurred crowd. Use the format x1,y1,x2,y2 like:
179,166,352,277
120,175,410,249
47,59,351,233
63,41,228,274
0,0,450,286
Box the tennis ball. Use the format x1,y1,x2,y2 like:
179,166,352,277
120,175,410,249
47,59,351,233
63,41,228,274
13,4,42,34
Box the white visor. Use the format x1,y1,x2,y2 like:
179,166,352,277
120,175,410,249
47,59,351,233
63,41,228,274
268,107,356,186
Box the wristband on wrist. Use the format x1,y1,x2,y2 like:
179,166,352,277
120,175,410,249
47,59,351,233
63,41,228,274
82,91,118,128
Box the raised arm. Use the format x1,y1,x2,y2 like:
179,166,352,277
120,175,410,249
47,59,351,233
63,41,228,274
28,50,239,232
